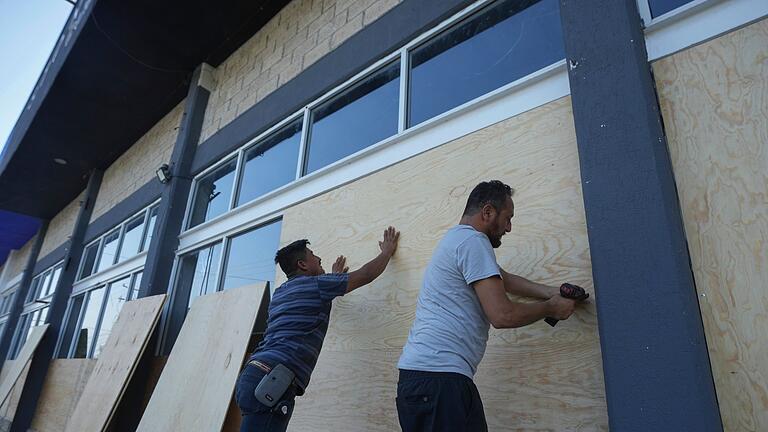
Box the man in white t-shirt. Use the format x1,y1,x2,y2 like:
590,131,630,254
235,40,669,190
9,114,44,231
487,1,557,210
396,180,584,432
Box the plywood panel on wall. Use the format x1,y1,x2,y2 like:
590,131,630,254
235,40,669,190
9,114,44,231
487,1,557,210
279,97,607,431
31,359,96,432
654,18,768,432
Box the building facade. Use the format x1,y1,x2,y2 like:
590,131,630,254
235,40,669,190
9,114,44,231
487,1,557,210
0,0,766,430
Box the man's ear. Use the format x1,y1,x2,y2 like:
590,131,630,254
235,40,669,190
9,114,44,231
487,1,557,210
481,203,496,221
296,259,309,272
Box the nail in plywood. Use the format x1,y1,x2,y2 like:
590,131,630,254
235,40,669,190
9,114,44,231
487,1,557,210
64,294,167,432
137,283,268,432
654,18,768,432
279,97,607,431
0,324,48,407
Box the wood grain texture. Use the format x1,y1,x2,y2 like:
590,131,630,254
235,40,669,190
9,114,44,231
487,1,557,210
30,359,96,432
279,97,607,431
653,18,768,432
65,294,166,432
0,325,48,408
136,283,267,432
0,361,29,423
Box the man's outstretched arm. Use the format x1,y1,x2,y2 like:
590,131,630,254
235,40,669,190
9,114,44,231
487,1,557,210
335,226,400,294
499,268,558,299
474,276,575,329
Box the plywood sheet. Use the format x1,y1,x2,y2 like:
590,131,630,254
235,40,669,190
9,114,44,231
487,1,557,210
654,18,768,432
65,294,166,432
0,361,29,423
136,283,267,432
0,324,48,407
279,97,607,431
31,359,96,432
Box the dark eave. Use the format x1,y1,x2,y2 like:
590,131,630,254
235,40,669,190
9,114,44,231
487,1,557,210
0,0,290,220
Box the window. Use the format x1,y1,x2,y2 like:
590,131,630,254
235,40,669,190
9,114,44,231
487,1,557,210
71,287,105,358
96,229,120,273
57,295,84,358
92,276,132,357
80,241,100,279
179,243,223,309
118,214,145,262
142,206,159,252
408,0,563,126
26,262,64,304
77,203,159,281
236,119,303,207
60,269,143,358
0,290,16,315
130,271,143,300
648,0,694,18
188,159,238,228
305,61,400,174
221,220,281,292
10,306,49,359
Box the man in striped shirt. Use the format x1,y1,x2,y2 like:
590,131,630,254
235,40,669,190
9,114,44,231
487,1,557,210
235,226,399,432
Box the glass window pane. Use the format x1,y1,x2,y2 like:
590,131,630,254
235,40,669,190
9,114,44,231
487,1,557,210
184,243,223,308
96,230,120,273
237,120,302,206
130,271,143,300
46,265,63,298
10,314,30,359
72,287,106,358
649,0,694,18
92,276,131,358
37,306,49,325
58,295,85,358
141,206,159,252
79,241,100,280
38,270,53,298
26,276,41,303
118,215,145,262
222,220,281,292
188,159,237,229
408,0,564,127
305,61,400,174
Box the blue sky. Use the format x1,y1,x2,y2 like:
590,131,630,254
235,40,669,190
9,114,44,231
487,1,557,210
0,0,72,157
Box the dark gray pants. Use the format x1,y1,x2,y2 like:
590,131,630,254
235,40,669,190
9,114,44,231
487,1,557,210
396,369,488,432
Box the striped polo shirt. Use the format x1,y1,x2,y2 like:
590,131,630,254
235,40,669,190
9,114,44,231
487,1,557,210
248,273,348,390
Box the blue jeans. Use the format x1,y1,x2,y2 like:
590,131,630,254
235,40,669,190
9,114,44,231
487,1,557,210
235,364,297,432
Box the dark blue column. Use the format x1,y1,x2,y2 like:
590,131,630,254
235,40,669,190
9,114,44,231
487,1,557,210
11,169,102,432
0,221,48,367
558,0,722,430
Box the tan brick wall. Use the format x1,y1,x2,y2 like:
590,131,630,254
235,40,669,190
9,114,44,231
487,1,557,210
4,235,37,282
39,190,85,259
199,0,401,143
90,100,185,222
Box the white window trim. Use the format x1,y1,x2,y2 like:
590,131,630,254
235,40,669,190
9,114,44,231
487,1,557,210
642,0,768,60
178,60,569,254
77,200,160,282
71,250,147,296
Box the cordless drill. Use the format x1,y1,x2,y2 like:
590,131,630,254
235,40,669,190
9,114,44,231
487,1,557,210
545,283,589,327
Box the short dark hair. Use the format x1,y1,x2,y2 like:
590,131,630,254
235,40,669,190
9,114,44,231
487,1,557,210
463,180,514,216
275,239,310,276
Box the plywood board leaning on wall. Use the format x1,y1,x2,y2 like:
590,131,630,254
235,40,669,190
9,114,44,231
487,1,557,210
136,283,268,432
278,96,607,431
0,361,29,425
30,359,96,432
0,325,48,407
653,18,768,432
65,294,167,432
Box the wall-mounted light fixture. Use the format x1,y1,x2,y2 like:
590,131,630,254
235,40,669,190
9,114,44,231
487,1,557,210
156,164,172,184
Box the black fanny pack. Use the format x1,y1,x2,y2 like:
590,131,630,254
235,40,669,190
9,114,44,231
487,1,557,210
254,363,296,408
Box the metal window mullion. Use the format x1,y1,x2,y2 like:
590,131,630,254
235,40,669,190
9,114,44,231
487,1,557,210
295,108,311,179
181,176,198,232
229,150,245,211
52,299,74,359
398,47,409,132
637,0,653,26
138,206,152,253
213,238,228,293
